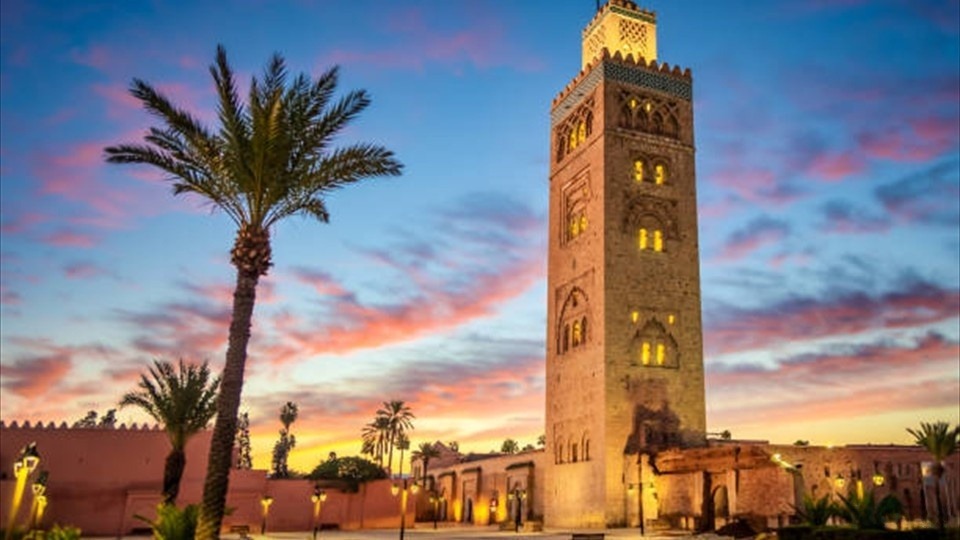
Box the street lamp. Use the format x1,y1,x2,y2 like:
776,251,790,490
29,471,49,532
311,487,328,540
5,442,40,540
391,478,419,540
428,491,445,529
507,487,526,533
260,495,274,535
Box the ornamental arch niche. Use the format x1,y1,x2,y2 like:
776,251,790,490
633,318,679,368
557,287,591,355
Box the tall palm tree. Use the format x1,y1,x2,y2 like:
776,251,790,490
119,359,220,505
362,416,391,467
412,442,441,488
105,46,402,537
907,421,960,531
377,400,414,476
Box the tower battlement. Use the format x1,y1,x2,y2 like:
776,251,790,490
552,49,692,110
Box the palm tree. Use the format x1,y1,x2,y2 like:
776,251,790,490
907,421,960,531
105,46,402,536
119,359,220,505
835,488,903,530
376,400,414,475
501,438,519,454
362,416,391,467
412,442,441,487
792,493,836,527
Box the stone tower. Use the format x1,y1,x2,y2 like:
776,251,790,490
544,0,706,528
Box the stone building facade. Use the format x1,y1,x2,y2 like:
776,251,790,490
545,0,706,528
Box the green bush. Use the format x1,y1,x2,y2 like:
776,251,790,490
135,504,198,540
43,525,82,540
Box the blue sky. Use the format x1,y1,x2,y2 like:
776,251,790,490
1,0,958,472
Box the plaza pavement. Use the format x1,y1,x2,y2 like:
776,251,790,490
213,525,735,540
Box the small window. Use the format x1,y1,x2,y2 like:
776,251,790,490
577,122,586,144
572,321,582,347
583,439,590,461
654,230,663,252
581,317,588,344
641,342,651,365
639,228,648,250
655,164,666,185
639,228,664,252
656,343,665,365
633,159,644,183
571,443,579,463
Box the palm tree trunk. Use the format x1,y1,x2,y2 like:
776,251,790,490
163,447,187,505
934,469,945,532
197,270,260,540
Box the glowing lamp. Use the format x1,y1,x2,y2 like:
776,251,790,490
834,475,846,489
410,483,420,494
391,484,400,496
260,495,273,512
872,472,884,486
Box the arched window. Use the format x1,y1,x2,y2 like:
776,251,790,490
654,230,663,252
562,325,570,353
641,342,651,365
581,317,588,344
634,159,644,183
577,121,586,144
583,436,591,461
572,320,582,347
636,318,679,368
571,442,579,463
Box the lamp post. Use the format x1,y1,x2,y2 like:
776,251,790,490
428,491,444,529
507,487,526,533
5,442,40,540
260,495,274,535
311,487,327,540
391,478,419,540
29,471,49,532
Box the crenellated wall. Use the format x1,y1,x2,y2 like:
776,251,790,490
0,422,413,535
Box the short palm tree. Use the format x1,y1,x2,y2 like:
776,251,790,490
792,493,836,526
120,359,220,505
907,421,960,531
412,442,441,487
105,46,401,537
835,487,903,530
377,400,414,476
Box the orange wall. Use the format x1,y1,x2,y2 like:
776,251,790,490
0,423,413,535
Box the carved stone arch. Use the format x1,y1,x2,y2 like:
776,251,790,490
664,112,680,139
622,194,679,239
557,287,591,354
650,156,672,185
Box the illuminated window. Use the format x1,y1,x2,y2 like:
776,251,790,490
633,159,644,183
569,130,578,150
656,343,665,365
667,314,675,325
577,122,586,144
580,215,588,234
631,311,639,323
655,164,666,185
572,320,582,347
641,342,651,365
639,228,664,252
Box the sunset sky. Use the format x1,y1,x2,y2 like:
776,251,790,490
1,0,958,473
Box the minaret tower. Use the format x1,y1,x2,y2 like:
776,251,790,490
544,0,706,528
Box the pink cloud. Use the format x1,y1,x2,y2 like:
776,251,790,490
705,280,960,357
41,229,98,248
708,333,959,426
69,45,114,71
63,262,107,280
806,152,865,181
0,355,73,399
319,6,542,73
714,217,790,262
709,168,804,206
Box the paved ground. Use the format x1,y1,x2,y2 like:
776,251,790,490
216,525,731,540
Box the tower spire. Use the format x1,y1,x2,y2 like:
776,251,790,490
581,0,657,68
